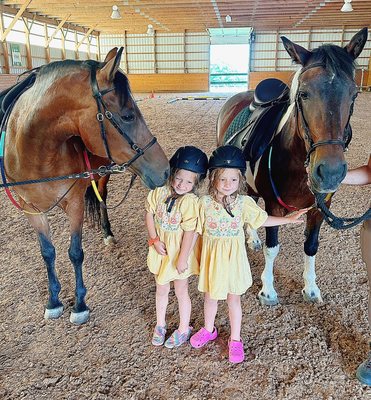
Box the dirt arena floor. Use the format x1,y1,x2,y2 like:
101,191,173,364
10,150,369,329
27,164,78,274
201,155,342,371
0,91,370,400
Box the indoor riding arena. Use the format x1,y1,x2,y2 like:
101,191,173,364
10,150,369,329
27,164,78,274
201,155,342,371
0,2,371,400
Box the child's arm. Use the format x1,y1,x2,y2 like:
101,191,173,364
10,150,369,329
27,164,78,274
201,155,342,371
342,155,371,186
176,230,195,274
145,211,167,256
262,208,308,227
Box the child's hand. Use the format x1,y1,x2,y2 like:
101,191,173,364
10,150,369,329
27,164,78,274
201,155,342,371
154,241,167,256
176,258,188,274
285,208,310,224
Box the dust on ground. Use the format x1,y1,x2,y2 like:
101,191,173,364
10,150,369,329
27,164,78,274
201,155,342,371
0,92,370,400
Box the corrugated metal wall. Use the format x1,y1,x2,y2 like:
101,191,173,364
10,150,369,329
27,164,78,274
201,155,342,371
100,32,209,74
0,12,99,74
251,27,370,72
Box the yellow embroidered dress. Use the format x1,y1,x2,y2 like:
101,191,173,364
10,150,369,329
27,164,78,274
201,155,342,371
197,195,268,300
146,186,200,285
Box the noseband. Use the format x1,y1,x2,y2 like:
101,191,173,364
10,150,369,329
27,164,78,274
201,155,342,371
295,62,355,167
90,67,157,166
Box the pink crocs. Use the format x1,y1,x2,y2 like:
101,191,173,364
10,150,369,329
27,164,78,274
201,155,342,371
228,339,244,363
190,327,218,348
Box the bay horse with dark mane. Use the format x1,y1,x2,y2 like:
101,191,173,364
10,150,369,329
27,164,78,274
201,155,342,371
217,28,368,306
0,47,169,324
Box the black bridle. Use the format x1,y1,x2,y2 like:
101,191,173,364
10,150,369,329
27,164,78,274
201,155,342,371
90,67,157,167
295,62,355,167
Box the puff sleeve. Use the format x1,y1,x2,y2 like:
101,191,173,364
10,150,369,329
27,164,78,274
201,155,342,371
145,188,159,213
243,196,268,230
179,194,198,232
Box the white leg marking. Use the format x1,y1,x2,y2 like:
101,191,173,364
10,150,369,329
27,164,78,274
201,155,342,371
246,228,262,251
258,245,280,306
302,254,323,303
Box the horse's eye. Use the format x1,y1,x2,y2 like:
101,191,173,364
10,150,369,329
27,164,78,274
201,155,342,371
122,113,135,122
298,91,309,100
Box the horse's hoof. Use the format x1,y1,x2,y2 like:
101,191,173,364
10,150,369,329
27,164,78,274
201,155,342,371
248,240,262,251
302,289,323,304
70,309,90,325
258,292,279,306
104,235,117,246
44,306,64,320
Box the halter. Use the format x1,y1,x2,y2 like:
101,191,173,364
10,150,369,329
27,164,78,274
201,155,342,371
0,64,158,213
295,62,355,167
90,66,157,166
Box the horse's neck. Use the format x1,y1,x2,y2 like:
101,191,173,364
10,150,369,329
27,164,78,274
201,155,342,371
279,112,307,167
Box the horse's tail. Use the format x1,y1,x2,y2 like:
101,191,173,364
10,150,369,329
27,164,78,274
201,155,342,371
85,185,101,227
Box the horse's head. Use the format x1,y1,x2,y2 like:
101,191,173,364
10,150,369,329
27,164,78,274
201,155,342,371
80,48,169,189
282,28,368,193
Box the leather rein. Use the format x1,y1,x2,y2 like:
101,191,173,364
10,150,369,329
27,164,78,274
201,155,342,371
268,62,356,214
295,62,354,168
0,65,157,213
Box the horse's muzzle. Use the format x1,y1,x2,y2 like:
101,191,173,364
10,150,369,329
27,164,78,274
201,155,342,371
310,160,347,193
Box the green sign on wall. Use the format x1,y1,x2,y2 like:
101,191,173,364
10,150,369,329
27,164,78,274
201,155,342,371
10,43,22,66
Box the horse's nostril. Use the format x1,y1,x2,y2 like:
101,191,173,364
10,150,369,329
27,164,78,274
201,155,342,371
317,164,325,180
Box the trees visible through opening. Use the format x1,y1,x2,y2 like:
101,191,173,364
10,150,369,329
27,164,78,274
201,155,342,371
210,44,249,93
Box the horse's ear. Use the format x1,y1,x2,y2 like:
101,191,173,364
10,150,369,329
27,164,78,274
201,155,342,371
100,47,124,82
281,36,311,66
104,47,118,62
344,27,368,60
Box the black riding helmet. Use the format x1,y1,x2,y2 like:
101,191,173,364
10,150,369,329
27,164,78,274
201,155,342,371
169,146,208,179
208,145,246,174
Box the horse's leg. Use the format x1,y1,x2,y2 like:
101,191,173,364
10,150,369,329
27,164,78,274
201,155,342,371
302,210,324,303
66,202,89,324
246,195,262,251
246,228,262,251
98,175,116,245
25,213,64,319
258,226,280,306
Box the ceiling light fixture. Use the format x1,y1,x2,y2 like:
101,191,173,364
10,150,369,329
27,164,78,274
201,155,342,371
225,15,232,23
147,24,154,35
341,0,353,12
111,5,122,19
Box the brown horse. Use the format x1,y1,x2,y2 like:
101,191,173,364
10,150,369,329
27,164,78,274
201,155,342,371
1,47,169,324
217,28,368,306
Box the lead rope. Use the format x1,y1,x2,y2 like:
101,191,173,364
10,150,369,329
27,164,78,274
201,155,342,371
315,192,371,230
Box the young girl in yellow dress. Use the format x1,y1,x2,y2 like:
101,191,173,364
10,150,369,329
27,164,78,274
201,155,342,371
190,145,307,363
146,146,208,348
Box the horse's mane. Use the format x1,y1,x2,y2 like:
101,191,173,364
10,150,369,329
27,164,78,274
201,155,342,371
311,44,356,78
35,59,131,104
290,44,356,103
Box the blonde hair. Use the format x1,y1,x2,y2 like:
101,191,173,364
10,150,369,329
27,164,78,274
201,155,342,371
168,168,204,194
208,168,247,214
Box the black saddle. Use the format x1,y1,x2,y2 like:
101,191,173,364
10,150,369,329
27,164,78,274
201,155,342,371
226,78,290,171
0,71,38,126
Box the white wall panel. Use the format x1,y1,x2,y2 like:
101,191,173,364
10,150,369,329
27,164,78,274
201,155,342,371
100,32,209,74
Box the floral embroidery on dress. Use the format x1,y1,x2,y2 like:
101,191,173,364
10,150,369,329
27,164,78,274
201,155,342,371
203,196,244,237
154,187,182,232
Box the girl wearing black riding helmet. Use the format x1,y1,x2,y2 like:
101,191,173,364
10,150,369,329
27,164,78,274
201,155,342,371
190,145,308,364
145,145,208,349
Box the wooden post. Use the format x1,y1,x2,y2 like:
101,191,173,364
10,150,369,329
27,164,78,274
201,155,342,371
44,23,50,63
123,30,128,73
0,10,10,73
274,29,279,71
184,29,187,73
74,31,79,60
153,30,157,73
23,17,33,69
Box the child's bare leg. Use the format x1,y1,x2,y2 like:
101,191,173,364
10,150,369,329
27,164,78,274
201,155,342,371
174,279,191,333
156,282,170,326
227,294,242,341
204,292,218,332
